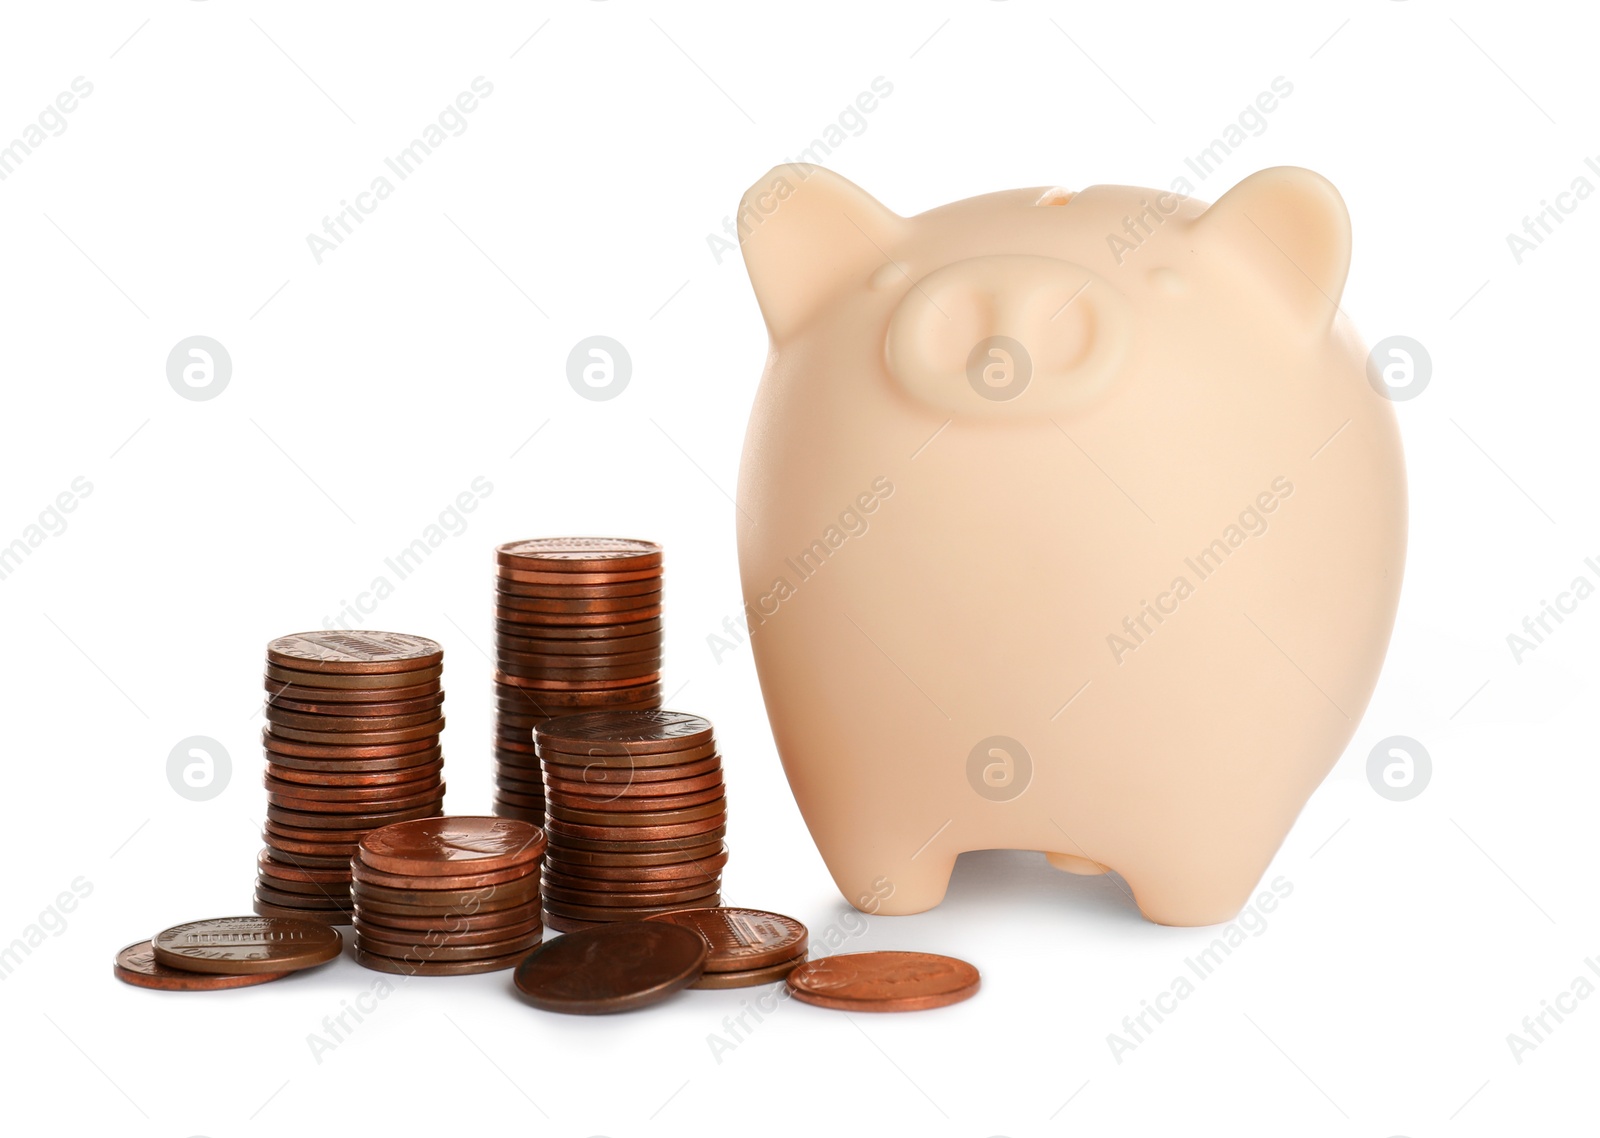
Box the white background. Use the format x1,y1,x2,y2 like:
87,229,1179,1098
0,1,1594,1133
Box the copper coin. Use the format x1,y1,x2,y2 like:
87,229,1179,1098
264,775,444,805
267,631,443,675
263,819,365,843
266,719,444,746
265,800,443,830
545,797,726,827
268,759,444,787
262,729,439,760
537,746,715,773
264,837,359,861
258,851,353,884
539,911,608,933
493,617,662,640
547,826,726,853
251,900,351,926
497,564,661,585
352,899,542,930
496,574,661,596
114,940,290,991
513,920,705,1014
546,786,724,814
542,775,722,805
541,749,720,783
264,745,442,774
151,916,343,975
545,847,728,881
351,857,538,891
253,863,351,891
786,952,981,1012
541,895,722,922
542,881,718,908
496,789,549,810
359,816,545,876
496,590,663,614
356,928,543,961
647,908,808,972
496,537,661,572
495,677,662,703
544,761,722,793
495,633,662,660
690,953,808,990
496,650,660,673
542,869,720,894
262,678,442,704
265,784,445,814
495,771,546,792
351,877,540,909
540,840,725,868
266,691,445,717
254,875,351,900
492,803,546,824
254,884,351,910
355,916,543,950
264,707,443,732
496,670,662,691
495,605,663,627
266,662,443,690
536,710,713,754
352,944,526,975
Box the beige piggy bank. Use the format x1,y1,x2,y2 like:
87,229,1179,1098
734,165,1406,926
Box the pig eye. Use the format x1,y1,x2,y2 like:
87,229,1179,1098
868,262,907,291
1036,187,1073,206
1148,266,1187,295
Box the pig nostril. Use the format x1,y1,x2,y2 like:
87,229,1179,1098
1036,187,1073,206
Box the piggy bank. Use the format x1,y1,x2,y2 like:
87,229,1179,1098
734,165,1405,926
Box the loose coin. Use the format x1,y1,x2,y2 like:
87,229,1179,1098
114,940,290,991
512,921,706,1014
151,916,343,975
690,953,808,990
648,907,809,972
785,952,981,1012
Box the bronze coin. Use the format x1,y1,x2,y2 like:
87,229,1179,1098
512,919,705,1014
354,916,543,950
263,707,443,732
359,816,546,876
543,770,722,801
539,911,608,933
542,749,721,784
258,851,353,883
351,877,540,909
541,895,722,922
495,677,662,703
497,563,661,585
496,590,663,614
545,847,728,881
493,617,662,640
352,944,526,975
786,952,981,1012
263,837,359,861
352,898,542,930
537,745,715,772
265,801,443,830
495,575,662,597
494,771,545,792
541,880,718,908
356,928,543,961
546,797,726,827
496,669,662,690
262,729,439,760
255,875,351,901
495,788,548,811
545,786,724,814
648,908,808,972
266,662,443,690
495,650,660,673
266,719,444,746
152,916,343,975
262,678,441,704
253,864,351,891
267,631,443,675
251,900,352,926
492,802,546,824
496,604,662,627
265,784,445,814
266,691,445,717
268,759,443,787
115,940,290,991
496,537,662,573
264,775,444,805
535,710,714,754
254,884,351,910
547,826,726,853
265,745,442,773
495,635,662,662
542,869,720,895
541,840,725,868
690,953,808,990
351,857,538,891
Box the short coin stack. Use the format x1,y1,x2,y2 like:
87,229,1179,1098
257,631,448,924
493,538,666,825
351,816,546,975
115,916,343,991
535,710,727,932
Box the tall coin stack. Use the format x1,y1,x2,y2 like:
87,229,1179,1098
493,538,665,825
535,711,727,933
351,817,546,976
256,631,448,925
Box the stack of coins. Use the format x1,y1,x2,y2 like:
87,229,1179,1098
256,632,448,924
534,710,726,932
493,538,666,825
114,916,343,991
350,817,546,976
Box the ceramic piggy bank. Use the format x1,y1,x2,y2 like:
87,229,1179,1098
734,164,1405,926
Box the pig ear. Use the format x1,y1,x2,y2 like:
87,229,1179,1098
1197,167,1351,330
739,165,904,342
